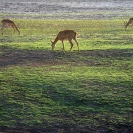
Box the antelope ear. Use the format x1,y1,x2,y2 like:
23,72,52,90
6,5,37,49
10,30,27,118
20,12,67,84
51,40,53,43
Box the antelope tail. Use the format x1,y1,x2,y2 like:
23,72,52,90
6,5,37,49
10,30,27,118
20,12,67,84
76,32,80,37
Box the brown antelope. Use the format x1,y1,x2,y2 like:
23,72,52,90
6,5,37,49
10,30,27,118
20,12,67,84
124,17,133,29
51,30,80,53
1,19,20,35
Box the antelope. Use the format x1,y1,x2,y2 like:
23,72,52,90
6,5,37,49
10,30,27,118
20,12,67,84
51,30,80,53
1,19,20,35
124,17,133,29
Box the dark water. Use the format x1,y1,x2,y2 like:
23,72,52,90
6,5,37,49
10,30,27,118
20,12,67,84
0,0,133,19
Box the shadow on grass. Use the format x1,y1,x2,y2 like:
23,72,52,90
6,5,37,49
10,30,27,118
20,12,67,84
0,46,133,133
0,45,133,67
0,124,133,133
0,123,133,133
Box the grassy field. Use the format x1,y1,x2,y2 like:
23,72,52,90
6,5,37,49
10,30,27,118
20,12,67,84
0,19,133,133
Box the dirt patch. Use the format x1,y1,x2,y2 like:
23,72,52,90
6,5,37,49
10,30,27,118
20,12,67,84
0,46,71,67
0,46,133,68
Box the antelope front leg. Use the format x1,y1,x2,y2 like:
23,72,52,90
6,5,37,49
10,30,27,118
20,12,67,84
62,41,65,53
1,26,4,35
1,29,3,35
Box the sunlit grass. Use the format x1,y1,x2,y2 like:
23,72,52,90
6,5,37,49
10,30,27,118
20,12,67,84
1,19,133,51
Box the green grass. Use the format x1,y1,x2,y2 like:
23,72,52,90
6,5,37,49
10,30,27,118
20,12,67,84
0,19,133,132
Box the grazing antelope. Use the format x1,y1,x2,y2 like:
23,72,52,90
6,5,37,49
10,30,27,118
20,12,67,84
51,30,80,53
124,17,133,29
1,19,20,35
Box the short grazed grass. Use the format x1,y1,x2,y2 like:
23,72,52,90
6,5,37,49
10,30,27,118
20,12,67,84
0,19,133,132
